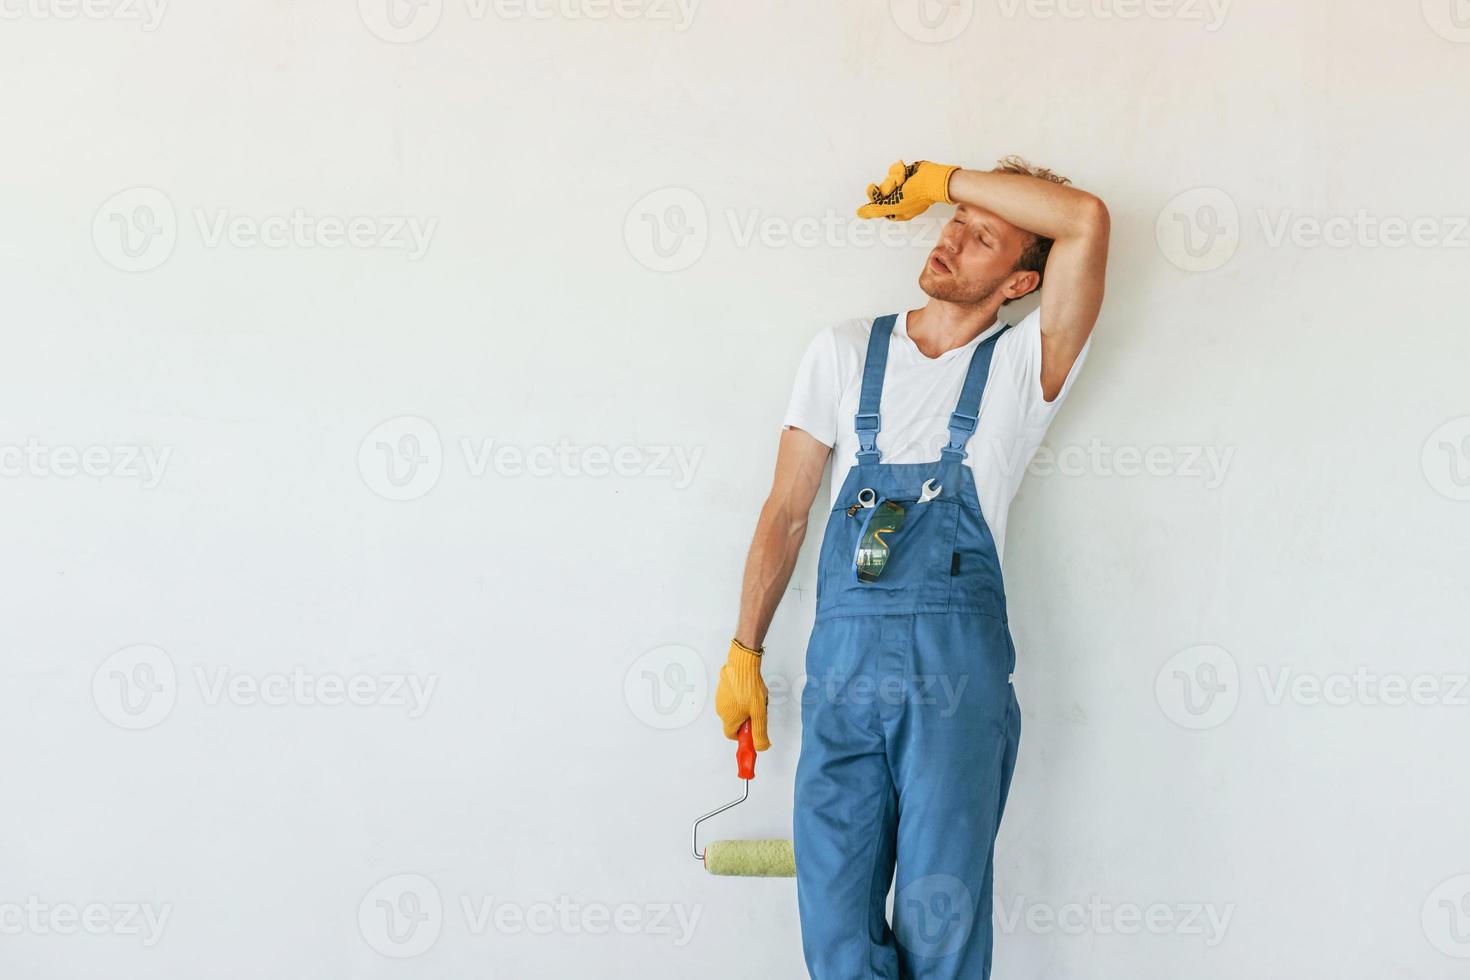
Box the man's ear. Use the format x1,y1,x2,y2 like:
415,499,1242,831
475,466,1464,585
1004,269,1041,302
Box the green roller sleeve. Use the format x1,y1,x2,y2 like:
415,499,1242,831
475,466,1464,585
703,839,796,877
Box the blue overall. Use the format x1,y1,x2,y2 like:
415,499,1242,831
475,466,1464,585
793,314,1021,979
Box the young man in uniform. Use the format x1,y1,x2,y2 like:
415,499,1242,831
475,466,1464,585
714,156,1110,978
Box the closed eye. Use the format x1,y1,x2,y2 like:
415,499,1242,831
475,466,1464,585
955,215,995,248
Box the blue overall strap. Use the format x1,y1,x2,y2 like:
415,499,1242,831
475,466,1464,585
939,322,1011,467
854,314,898,464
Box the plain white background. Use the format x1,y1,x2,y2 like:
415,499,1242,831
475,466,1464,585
3,0,1469,977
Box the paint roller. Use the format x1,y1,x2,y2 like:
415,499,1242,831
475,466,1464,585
691,720,795,877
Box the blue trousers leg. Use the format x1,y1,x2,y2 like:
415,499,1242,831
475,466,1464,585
794,614,1020,980
794,616,901,979
891,614,1020,979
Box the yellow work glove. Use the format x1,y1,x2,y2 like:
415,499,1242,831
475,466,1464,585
856,159,961,221
714,638,771,751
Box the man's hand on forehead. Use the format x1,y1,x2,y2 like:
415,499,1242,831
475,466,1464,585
856,159,961,222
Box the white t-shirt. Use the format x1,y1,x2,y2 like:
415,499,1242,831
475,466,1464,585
782,307,1089,561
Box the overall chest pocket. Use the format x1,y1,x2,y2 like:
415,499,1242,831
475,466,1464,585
945,503,1007,613
819,494,961,604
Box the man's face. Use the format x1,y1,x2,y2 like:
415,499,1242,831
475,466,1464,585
918,203,1036,305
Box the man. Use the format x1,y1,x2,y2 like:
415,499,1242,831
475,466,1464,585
713,156,1109,979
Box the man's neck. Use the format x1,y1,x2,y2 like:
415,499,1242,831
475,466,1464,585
906,300,1004,360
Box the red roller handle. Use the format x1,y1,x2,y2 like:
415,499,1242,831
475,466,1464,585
736,719,757,780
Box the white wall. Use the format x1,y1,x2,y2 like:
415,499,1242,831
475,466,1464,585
3,1,1469,977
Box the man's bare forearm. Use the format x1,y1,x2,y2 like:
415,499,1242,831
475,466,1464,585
949,164,1110,376
734,497,808,650
947,168,1107,244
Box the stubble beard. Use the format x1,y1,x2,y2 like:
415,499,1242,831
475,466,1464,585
918,264,1009,307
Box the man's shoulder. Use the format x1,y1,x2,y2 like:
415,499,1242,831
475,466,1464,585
827,315,877,351
996,306,1042,355
800,316,876,376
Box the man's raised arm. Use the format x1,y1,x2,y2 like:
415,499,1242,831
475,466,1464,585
946,166,1110,400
